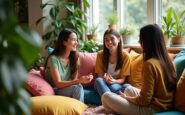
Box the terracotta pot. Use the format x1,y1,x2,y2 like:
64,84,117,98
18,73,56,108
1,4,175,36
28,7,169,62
108,24,117,30
87,34,97,40
171,36,185,45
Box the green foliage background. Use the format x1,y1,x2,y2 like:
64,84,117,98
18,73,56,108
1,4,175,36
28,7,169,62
0,0,42,114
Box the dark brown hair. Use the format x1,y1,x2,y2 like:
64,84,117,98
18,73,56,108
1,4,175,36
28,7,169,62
44,28,79,79
103,29,123,72
139,24,177,91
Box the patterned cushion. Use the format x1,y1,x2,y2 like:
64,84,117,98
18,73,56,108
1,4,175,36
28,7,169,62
26,69,54,96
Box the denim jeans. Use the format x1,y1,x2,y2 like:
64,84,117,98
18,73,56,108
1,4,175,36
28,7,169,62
94,77,130,96
54,83,84,102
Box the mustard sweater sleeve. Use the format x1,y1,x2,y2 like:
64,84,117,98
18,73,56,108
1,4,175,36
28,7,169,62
133,61,155,105
95,51,104,76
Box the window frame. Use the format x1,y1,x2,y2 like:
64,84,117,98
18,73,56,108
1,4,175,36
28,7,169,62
86,0,163,29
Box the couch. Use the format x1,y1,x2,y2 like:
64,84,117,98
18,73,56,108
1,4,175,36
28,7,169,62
26,48,185,115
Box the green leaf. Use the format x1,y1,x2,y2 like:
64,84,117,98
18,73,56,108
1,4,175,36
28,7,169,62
14,26,42,68
50,7,59,20
83,0,90,8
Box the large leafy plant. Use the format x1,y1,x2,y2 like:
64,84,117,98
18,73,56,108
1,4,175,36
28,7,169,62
65,0,89,38
36,0,89,48
36,0,64,48
161,7,175,39
0,0,41,115
173,9,185,37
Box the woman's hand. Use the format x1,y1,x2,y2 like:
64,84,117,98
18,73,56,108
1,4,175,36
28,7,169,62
103,73,115,84
79,74,93,84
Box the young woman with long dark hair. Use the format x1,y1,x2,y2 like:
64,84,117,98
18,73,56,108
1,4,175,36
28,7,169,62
44,29,93,102
95,24,177,115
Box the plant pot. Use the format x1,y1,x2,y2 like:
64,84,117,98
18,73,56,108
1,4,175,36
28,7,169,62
171,36,185,45
164,34,170,46
122,35,131,44
87,34,97,40
108,24,117,30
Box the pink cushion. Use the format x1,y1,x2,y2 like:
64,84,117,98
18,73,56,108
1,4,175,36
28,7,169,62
26,69,54,96
78,52,97,87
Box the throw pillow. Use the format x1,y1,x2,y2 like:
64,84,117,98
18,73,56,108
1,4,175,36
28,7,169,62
128,50,143,89
78,52,97,87
175,69,185,112
31,96,88,115
26,69,54,96
174,48,185,79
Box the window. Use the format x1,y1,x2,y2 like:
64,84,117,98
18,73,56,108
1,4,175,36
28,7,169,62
86,0,185,42
162,0,185,13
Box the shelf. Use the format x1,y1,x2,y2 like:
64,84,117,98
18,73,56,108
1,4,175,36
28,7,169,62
123,44,185,53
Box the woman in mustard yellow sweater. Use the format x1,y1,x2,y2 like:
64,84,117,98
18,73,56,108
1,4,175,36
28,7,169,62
94,29,131,96
96,24,177,115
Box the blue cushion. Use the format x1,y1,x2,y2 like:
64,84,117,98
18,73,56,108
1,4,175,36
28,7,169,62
174,49,185,79
84,88,101,105
153,111,185,115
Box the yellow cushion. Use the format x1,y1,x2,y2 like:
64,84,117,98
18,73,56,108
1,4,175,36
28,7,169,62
175,69,185,112
31,96,88,115
128,50,143,89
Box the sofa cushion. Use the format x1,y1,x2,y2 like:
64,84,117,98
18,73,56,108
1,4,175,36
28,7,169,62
153,111,185,115
175,69,185,112
128,50,143,89
174,49,185,79
84,88,101,105
31,96,88,115
26,69,54,96
78,52,97,87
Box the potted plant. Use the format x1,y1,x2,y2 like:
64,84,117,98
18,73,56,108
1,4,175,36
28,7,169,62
78,39,102,52
119,25,136,44
86,25,99,40
161,7,175,45
171,9,185,45
36,0,90,48
107,12,118,30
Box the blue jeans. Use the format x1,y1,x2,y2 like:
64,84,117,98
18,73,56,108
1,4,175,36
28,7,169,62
94,77,130,96
54,84,84,102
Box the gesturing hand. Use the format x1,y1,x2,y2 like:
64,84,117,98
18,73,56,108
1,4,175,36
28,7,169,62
79,74,93,84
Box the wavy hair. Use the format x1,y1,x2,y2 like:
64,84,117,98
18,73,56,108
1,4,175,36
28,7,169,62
44,28,79,79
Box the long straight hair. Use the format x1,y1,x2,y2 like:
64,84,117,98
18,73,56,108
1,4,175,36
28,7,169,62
103,29,123,72
139,24,177,91
44,28,79,79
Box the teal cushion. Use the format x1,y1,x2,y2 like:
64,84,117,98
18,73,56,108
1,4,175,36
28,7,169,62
174,49,185,79
153,111,185,115
48,47,54,53
84,88,101,105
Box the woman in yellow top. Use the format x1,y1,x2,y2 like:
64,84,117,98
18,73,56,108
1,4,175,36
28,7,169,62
94,29,131,96
97,24,177,115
